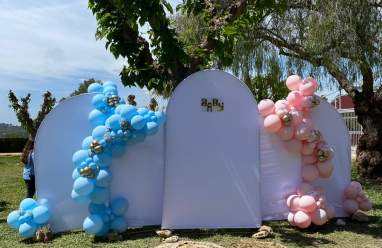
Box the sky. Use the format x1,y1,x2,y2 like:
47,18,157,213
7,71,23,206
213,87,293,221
0,0,181,125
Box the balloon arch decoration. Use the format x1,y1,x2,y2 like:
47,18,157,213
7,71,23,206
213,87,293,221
6,74,372,241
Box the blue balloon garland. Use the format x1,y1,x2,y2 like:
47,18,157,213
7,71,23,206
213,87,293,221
71,82,166,236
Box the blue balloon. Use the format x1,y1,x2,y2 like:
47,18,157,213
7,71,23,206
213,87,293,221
137,107,149,116
105,114,121,131
92,125,108,140
131,115,146,130
96,170,112,187
119,105,137,121
20,198,38,211
111,217,128,233
32,205,50,224
145,121,159,136
73,177,95,196
19,222,37,238
111,197,129,216
7,210,21,229
93,152,112,168
111,143,126,157
83,214,104,235
81,136,93,150
90,187,109,204
95,222,110,236
128,130,146,145
92,94,106,109
103,86,118,96
88,203,106,215
72,168,80,180
87,83,104,93
72,150,90,167
88,109,108,127
103,81,117,89
71,190,90,204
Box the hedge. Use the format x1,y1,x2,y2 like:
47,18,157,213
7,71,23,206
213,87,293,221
0,138,28,153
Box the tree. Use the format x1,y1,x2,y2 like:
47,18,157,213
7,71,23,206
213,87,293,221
8,91,56,139
61,78,103,102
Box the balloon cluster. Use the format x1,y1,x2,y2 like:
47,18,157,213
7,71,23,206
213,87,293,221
343,181,372,215
7,198,50,238
259,75,335,228
71,81,166,236
287,183,335,228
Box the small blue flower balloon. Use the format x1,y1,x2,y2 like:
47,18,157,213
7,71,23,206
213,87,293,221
7,210,21,229
32,205,50,224
72,150,90,167
73,177,95,196
110,217,128,233
87,83,104,93
20,198,38,211
83,214,104,235
131,115,146,130
19,222,37,238
145,121,159,136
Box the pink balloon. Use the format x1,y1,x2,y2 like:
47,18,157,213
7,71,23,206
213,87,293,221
277,126,294,141
295,123,311,141
263,114,282,133
286,75,303,91
287,212,296,226
275,107,289,118
275,100,289,110
343,199,359,214
307,129,321,143
299,195,317,213
317,161,334,178
297,182,314,195
350,181,363,192
325,205,336,219
310,208,328,226
287,91,304,108
258,99,275,117
301,142,315,155
284,139,302,153
294,211,312,229
299,79,317,96
287,194,301,211
302,155,317,164
359,200,372,211
302,165,319,182
317,197,327,209
290,110,303,126
302,118,313,128
344,184,361,199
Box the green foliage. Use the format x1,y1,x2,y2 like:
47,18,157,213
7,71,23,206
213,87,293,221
61,78,103,102
8,91,56,138
0,138,28,153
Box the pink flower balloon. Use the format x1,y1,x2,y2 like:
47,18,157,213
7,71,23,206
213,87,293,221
302,165,319,182
275,99,289,110
287,194,301,211
310,208,328,226
295,123,311,141
287,91,304,108
343,199,359,214
294,211,312,229
301,142,315,155
359,200,372,211
286,75,303,91
317,161,334,178
302,155,317,164
287,212,296,226
325,204,336,219
284,139,302,153
297,182,314,195
263,114,282,133
290,110,303,126
277,126,294,141
258,99,275,117
275,107,289,118
299,195,317,213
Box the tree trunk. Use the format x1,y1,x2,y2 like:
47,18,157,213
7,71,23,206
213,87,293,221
354,89,382,178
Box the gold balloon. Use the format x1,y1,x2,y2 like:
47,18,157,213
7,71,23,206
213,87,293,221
121,120,131,131
281,113,293,126
90,140,103,154
107,95,120,107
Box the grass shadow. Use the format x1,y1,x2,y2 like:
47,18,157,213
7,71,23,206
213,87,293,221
0,200,8,212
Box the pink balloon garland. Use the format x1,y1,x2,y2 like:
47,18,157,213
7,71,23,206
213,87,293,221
259,75,372,229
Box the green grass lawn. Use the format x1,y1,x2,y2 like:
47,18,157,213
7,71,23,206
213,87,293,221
1,155,381,248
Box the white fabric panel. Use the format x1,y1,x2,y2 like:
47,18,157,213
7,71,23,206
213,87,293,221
162,70,261,229
311,101,351,217
34,93,165,233
260,128,302,220
34,94,94,233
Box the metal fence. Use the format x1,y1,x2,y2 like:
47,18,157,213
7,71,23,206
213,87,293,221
337,109,363,152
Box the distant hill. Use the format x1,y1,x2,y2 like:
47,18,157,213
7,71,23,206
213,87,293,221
0,123,28,138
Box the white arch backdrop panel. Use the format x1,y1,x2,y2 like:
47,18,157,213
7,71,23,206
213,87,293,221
259,100,351,220
35,94,165,233
311,101,351,217
162,70,262,229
